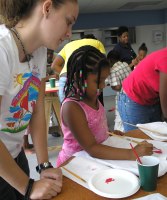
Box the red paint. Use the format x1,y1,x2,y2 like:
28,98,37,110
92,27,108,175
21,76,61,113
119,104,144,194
153,149,162,154
105,178,115,184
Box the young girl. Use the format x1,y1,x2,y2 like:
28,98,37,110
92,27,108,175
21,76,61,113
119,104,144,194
56,45,153,167
0,0,78,199
137,43,148,61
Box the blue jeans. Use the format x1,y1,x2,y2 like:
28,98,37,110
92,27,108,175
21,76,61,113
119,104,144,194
58,77,67,103
118,92,162,132
0,149,29,200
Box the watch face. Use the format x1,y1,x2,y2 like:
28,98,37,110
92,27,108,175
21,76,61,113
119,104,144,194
44,162,49,167
36,162,53,173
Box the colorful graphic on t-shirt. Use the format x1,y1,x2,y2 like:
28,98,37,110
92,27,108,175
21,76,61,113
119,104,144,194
2,71,41,133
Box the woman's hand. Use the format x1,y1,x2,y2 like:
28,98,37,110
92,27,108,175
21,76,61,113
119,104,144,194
30,168,62,199
40,167,62,181
30,177,62,199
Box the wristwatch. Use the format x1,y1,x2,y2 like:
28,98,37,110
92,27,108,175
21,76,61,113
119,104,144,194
36,161,53,174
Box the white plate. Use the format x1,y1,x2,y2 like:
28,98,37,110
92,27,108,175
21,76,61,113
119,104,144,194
88,169,140,198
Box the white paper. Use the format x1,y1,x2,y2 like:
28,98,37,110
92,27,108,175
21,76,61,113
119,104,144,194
61,156,110,189
137,122,167,141
74,136,167,177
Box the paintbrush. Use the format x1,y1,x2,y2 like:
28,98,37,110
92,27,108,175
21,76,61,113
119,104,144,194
62,167,87,183
130,143,142,164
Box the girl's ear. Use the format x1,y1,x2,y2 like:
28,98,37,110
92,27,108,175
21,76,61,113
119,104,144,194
42,0,52,17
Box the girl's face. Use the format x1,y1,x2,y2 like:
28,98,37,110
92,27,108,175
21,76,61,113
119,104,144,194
138,50,147,61
41,0,79,50
85,67,110,98
119,32,129,44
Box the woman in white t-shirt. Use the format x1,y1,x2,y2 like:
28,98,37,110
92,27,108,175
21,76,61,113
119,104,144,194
0,0,78,199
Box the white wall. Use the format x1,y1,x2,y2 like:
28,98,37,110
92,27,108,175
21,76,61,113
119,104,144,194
132,24,166,54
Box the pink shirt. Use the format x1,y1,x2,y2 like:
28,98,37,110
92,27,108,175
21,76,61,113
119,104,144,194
123,48,167,105
56,98,109,167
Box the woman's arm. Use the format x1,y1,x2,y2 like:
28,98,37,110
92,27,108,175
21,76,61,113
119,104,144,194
29,79,62,175
28,80,63,197
62,101,153,160
0,140,29,195
0,139,62,199
159,72,167,121
29,79,48,164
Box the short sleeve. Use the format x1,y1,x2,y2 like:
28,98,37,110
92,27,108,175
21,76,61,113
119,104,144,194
98,41,106,54
155,56,167,74
58,46,66,61
0,46,11,95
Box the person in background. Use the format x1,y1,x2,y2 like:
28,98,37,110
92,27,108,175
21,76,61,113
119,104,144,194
51,34,106,104
118,48,167,132
106,50,131,132
56,45,153,167
133,43,148,69
0,0,78,199
113,26,138,70
137,43,148,61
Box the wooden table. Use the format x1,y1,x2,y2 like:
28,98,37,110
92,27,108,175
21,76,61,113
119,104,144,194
45,83,62,136
52,129,167,200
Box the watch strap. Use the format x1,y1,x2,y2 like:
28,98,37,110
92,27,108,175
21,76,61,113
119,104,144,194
36,162,53,174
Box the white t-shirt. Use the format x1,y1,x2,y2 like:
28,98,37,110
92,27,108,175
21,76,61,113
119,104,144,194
0,25,47,158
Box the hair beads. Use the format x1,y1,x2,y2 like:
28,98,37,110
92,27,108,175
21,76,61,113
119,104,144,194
64,45,109,100
97,89,100,96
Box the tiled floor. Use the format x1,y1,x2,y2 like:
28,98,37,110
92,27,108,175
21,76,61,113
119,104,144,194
26,95,116,180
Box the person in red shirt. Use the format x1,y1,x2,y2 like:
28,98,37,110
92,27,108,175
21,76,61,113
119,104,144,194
118,48,167,131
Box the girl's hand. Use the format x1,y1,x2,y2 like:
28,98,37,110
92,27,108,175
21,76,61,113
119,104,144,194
131,58,139,66
113,130,124,136
132,141,153,159
30,178,62,199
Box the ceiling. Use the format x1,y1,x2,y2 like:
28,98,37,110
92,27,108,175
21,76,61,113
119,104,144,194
78,0,167,13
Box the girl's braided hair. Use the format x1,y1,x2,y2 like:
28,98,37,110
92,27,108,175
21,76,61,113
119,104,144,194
64,45,109,100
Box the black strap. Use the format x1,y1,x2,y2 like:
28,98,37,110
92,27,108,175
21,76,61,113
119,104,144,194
24,178,34,200
36,162,53,174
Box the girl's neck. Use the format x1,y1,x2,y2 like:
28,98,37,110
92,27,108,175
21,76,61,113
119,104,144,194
82,96,99,110
68,93,99,110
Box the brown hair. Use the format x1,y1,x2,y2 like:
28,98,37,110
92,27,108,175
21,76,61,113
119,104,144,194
0,0,77,28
